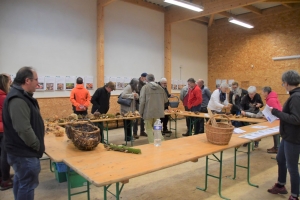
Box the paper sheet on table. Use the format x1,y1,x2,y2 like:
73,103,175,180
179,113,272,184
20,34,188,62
262,105,278,123
233,128,246,134
250,125,268,129
204,114,209,117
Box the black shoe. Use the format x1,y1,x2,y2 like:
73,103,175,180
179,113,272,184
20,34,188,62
162,130,172,134
182,133,190,137
133,134,139,139
140,132,147,137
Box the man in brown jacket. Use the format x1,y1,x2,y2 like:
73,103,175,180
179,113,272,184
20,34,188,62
139,74,168,143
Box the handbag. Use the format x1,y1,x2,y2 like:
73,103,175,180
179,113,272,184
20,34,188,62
117,93,132,107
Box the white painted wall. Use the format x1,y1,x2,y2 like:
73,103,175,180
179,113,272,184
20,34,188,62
171,20,208,93
104,1,164,87
0,0,97,97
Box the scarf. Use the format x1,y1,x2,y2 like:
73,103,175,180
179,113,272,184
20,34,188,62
219,89,226,103
232,87,242,105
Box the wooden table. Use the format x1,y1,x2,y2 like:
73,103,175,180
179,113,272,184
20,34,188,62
45,118,279,200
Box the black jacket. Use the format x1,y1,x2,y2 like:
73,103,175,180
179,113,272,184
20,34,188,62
136,77,146,104
91,87,110,114
229,88,248,114
272,87,300,144
158,82,171,109
240,93,264,114
3,85,45,158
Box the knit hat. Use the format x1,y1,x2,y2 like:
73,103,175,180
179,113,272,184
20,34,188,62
141,73,147,77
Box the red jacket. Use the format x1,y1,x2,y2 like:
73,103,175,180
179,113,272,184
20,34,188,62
266,91,282,111
188,85,202,109
0,89,7,133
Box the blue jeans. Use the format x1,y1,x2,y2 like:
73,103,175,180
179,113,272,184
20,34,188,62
190,104,201,134
276,139,300,197
7,154,41,200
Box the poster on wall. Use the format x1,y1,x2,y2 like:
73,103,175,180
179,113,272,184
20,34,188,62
44,76,55,91
221,79,227,84
85,76,94,90
104,76,109,85
123,77,131,88
171,79,178,90
178,80,185,90
216,79,221,88
228,79,234,88
10,74,15,83
65,76,76,90
36,76,45,91
109,77,117,87
116,77,124,90
55,76,65,91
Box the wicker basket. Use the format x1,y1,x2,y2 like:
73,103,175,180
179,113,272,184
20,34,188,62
65,122,100,151
205,114,234,145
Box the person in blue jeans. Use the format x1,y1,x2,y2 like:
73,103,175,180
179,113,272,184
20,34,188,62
268,70,300,200
3,67,45,200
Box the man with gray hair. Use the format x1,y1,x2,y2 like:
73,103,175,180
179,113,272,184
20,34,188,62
139,74,168,143
158,78,173,135
197,79,211,133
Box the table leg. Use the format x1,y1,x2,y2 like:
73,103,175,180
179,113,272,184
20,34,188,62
167,115,177,138
124,120,133,146
196,152,230,200
232,146,258,188
103,182,125,200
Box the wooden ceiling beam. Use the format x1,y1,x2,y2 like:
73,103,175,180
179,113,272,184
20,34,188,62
208,14,215,27
166,0,265,24
190,19,208,26
243,5,263,15
121,0,165,13
196,17,209,23
98,0,117,7
282,3,294,7
263,0,300,3
218,11,232,18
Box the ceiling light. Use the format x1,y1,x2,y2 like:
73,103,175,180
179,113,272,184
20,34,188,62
228,17,254,29
164,0,204,12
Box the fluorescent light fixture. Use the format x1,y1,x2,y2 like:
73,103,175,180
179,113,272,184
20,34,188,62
272,55,300,61
229,17,254,29
164,0,203,12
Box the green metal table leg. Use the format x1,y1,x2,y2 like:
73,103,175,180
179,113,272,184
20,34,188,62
247,144,259,187
49,159,54,172
105,122,109,144
232,147,237,180
103,182,125,200
197,152,230,200
124,120,133,146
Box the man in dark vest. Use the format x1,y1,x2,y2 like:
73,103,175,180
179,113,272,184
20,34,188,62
3,67,45,200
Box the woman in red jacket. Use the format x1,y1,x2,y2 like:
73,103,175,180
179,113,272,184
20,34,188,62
0,74,13,190
262,86,282,154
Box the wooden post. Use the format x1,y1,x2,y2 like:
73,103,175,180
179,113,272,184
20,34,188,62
164,15,172,92
97,1,105,87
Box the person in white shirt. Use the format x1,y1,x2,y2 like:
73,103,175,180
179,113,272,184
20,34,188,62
207,82,231,113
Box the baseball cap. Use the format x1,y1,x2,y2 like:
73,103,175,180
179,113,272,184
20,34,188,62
141,73,147,77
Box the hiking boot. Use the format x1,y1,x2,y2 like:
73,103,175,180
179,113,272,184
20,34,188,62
267,183,288,194
162,130,172,134
267,147,278,154
133,134,139,139
289,195,299,200
140,132,147,137
0,179,13,191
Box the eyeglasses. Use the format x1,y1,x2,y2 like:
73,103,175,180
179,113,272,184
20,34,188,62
282,82,285,86
30,78,38,81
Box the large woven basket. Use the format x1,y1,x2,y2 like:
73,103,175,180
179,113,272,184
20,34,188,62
65,122,100,151
205,114,234,145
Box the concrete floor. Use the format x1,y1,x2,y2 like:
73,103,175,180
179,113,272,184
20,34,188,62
0,119,294,200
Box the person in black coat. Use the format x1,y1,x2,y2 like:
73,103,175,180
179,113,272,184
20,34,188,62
158,78,173,134
91,81,115,143
267,70,300,200
229,81,248,115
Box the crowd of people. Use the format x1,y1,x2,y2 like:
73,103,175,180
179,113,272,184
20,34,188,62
0,67,299,200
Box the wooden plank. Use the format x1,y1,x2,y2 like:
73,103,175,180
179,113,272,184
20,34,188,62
207,108,218,127
122,0,165,13
282,3,294,8
218,11,232,18
98,0,118,7
264,0,300,3
164,15,172,92
190,19,208,25
196,16,209,23
97,1,105,87
165,0,264,24
208,14,215,27
243,5,263,15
